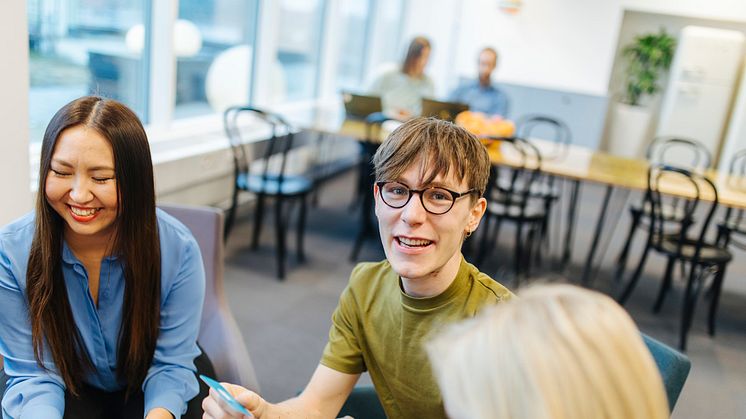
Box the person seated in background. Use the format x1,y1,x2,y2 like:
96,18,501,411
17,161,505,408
368,36,435,119
0,96,210,419
427,283,670,419
202,118,513,419
449,47,509,117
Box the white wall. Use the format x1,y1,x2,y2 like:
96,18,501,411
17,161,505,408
405,0,746,97
0,1,32,225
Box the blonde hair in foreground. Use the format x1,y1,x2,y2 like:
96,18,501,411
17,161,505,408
427,284,669,419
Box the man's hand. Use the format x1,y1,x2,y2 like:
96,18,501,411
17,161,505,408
202,383,261,419
201,365,360,419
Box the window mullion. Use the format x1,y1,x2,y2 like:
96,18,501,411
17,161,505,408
148,0,177,129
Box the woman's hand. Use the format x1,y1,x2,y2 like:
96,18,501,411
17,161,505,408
202,383,264,419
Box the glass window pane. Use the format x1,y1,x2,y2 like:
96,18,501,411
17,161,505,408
377,0,405,63
276,0,325,102
175,0,259,118
28,0,148,144
334,0,371,93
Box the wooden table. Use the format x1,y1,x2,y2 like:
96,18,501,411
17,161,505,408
486,138,746,283
288,110,746,281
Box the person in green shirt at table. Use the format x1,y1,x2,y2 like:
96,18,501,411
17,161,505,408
202,117,513,419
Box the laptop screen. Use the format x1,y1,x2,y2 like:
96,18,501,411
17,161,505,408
342,93,383,119
420,98,469,122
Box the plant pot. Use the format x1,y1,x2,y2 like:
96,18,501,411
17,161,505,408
607,102,652,159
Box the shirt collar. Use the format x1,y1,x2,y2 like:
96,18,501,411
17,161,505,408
61,240,119,265
400,255,469,311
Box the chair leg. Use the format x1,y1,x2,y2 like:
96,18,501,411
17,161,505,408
679,266,703,351
514,222,525,281
477,213,504,267
617,238,652,305
708,264,727,337
653,256,677,313
349,182,375,262
524,226,534,277
224,186,240,242
275,198,286,280
297,195,307,263
474,212,493,266
613,209,641,282
251,194,266,251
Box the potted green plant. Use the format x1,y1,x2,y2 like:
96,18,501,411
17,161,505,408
608,29,676,158
621,30,676,106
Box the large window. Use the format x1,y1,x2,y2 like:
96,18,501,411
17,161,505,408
376,0,406,63
276,0,326,102
334,0,372,93
27,0,406,145
28,0,148,143
175,0,259,118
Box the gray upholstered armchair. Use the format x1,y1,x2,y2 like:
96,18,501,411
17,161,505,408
160,204,260,392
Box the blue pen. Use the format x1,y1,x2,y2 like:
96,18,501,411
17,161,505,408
200,375,253,417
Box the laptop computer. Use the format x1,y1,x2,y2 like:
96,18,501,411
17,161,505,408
420,98,469,122
342,92,383,119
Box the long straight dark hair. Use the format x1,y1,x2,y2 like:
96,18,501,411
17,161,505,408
26,96,161,396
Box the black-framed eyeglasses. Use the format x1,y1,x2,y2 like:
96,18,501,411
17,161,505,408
376,181,478,215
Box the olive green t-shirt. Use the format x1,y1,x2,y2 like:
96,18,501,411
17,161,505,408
321,257,513,419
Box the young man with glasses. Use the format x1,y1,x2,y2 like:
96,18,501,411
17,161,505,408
202,118,513,419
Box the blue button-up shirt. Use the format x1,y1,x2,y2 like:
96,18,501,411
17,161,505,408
0,209,205,418
449,80,510,117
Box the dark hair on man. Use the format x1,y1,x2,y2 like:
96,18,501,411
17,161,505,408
373,117,491,198
401,36,432,76
26,95,161,397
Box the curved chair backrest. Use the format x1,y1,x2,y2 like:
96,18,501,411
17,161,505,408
646,164,719,262
515,114,571,161
642,334,691,412
487,136,544,218
646,136,711,172
223,106,296,184
159,204,260,392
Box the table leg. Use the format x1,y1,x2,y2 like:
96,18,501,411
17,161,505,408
581,185,614,286
561,179,581,270
581,185,632,287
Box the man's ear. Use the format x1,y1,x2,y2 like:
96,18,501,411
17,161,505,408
468,196,487,232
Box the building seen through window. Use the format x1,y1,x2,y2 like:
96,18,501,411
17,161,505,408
176,0,259,118
28,0,147,143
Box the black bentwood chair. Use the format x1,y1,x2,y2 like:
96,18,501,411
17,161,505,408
514,115,571,260
223,106,313,279
475,136,548,281
614,137,712,284
616,164,731,351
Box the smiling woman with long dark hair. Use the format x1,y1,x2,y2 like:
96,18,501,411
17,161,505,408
0,96,209,419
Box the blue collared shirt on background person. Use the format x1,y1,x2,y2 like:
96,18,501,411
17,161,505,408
0,209,205,419
449,80,510,117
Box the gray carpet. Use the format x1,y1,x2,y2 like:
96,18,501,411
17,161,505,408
222,171,746,418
